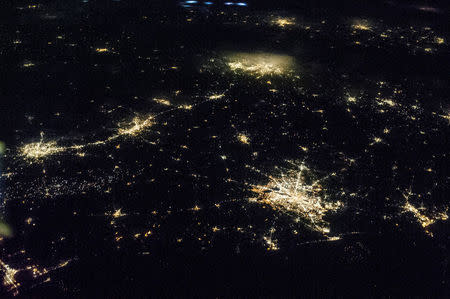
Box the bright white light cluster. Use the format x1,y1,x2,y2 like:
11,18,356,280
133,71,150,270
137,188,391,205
225,52,295,77
251,162,343,234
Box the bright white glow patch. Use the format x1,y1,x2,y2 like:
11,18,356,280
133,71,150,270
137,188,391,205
352,20,372,31
237,133,250,144
95,48,109,53
271,17,296,28
225,52,295,77
208,93,225,100
402,201,448,235
20,139,64,160
153,98,171,106
19,114,155,161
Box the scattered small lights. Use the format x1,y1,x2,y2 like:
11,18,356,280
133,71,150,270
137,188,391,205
263,235,279,251
20,113,157,161
179,104,193,110
116,116,155,137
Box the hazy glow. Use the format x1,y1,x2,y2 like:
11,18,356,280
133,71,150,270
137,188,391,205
272,17,296,28
352,20,372,31
226,52,294,77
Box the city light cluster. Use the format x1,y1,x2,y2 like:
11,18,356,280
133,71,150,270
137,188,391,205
226,53,294,77
402,201,448,234
251,163,343,234
272,17,296,28
117,116,155,137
